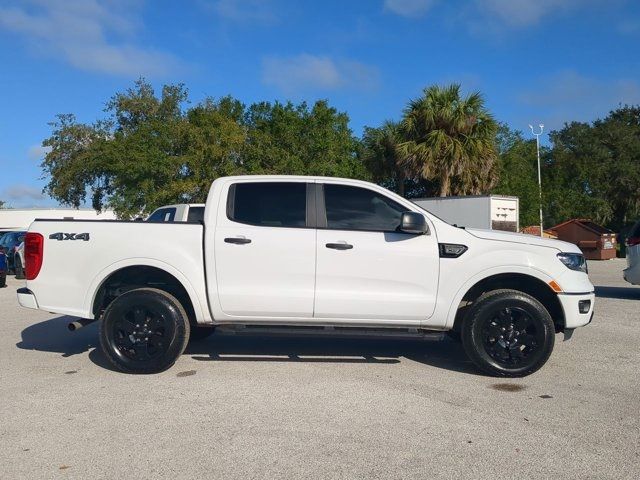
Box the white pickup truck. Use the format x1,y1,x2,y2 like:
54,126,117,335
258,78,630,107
17,176,594,376
146,203,205,223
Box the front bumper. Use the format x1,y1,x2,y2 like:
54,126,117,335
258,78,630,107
623,264,640,286
17,287,39,309
557,292,595,329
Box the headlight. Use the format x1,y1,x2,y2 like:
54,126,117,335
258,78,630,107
557,252,588,273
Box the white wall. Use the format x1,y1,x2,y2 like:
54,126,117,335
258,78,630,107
413,197,491,229
413,196,519,231
0,209,117,231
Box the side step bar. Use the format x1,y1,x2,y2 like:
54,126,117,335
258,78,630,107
215,324,447,340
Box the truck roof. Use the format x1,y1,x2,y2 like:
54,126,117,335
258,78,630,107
214,175,382,187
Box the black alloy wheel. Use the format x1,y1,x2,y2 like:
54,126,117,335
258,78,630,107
99,288,190,374
461,289,555,377
481,307,545,367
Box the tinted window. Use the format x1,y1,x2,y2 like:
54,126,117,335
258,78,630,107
229,182,307,228
187,206,205,223
324,184,405,232
147,208,176,222
630,220,640,238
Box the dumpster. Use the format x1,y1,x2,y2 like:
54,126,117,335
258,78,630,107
520,226,558,239
551,219,617,260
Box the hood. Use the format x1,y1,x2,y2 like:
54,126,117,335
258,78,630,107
465,228,582,253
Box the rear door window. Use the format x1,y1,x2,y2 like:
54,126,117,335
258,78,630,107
228,182,307,228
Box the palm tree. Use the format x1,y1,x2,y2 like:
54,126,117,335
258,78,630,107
398,84,498,197
362,121,407,196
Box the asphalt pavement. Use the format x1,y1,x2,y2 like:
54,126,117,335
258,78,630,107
1,259,639,479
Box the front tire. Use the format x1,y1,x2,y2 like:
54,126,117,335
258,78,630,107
461,289,555,377
99,288,190,374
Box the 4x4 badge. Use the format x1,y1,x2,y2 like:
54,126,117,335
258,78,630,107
49,232,90,241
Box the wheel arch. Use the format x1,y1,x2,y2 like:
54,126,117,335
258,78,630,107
449,271,565,334
86,260,208,326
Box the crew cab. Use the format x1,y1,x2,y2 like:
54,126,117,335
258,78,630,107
17,176,595,376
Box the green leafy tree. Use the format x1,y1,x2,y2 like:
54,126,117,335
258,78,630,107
41,80,365,217
491,124,542,227
361,121,407,196
242,100,367,179
42,80,248,218
547,105,640,230
398,84,499,197
41,113,112,210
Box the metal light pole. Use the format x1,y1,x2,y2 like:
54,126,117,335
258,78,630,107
529,124,544,237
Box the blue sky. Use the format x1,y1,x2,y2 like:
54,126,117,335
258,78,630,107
0,0,639,207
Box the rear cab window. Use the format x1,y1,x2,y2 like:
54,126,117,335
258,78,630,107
147,208,176,222
227,182,307,228
187,207,205,223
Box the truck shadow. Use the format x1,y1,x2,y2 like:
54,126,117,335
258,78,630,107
15,315,114,370
17,316,475,375
594,286,640,300
186,334,475,374
17,315,98,356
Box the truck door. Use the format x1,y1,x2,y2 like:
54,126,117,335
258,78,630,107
214,180,316,318
314,183,439,321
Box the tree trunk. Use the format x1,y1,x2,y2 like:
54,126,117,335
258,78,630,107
439,173,450,197
397,170,406,197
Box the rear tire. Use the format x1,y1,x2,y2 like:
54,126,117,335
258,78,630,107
14,256,25,280
99,288,190,374
461,289,555,377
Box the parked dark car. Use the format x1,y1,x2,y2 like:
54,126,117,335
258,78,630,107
0,231,26,274
0,246,6,288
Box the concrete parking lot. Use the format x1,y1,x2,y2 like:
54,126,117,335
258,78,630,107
1,259,639,479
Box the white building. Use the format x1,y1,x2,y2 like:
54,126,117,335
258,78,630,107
0,208,117,232
412,195,519,232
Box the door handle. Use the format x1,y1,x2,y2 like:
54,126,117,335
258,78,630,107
224,237,251,245
326,242,353,250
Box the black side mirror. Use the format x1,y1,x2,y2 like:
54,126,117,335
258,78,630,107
400,212,429,235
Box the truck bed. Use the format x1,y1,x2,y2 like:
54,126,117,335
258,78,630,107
26,220,208,321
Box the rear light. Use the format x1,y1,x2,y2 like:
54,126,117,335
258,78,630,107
25,232,44,280
626,237,640,247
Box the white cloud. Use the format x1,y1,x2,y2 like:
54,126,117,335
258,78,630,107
478,0,566,27
618,19,640,35
517,70,640,129
2,184,46,202
384,0,607,30
27,144,51,161
0,0,180,76
211,0,277,24
262,54,379,96
384,0,436,18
